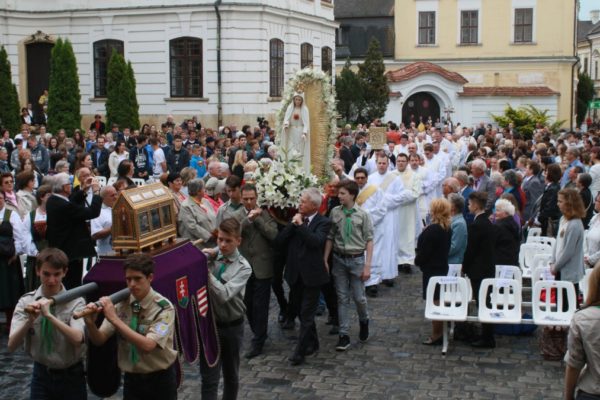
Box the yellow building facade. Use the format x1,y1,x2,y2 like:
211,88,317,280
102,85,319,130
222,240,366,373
379,0,577,128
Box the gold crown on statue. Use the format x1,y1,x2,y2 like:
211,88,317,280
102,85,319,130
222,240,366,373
295,83,305,93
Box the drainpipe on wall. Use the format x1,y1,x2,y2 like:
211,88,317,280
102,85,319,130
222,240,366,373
571,0,579,130
214,0,223,127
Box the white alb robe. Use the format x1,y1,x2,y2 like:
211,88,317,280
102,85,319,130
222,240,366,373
396,168,421,265
356,183,385,287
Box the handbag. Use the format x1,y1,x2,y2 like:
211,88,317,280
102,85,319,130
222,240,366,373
539,326,567,361
0,210,15,258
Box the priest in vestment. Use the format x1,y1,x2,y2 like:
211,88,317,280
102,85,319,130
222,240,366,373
353,167,384,297
410,153,436,232
367,154,412,288
395,153,421,274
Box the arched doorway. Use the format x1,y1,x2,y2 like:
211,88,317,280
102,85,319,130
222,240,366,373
26,41,53,124
402,92,440,127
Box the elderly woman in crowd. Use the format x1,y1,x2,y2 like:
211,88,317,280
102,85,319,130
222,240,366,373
415,198,452,346
1,173,21,216
493,198,521,266
15,171,37,214
564,265,600,400
177,179,217,248
551,188,585,304
204,177,225,213
501,170,525,218
179,167,197,197
577,173,594,229
447,193,467,265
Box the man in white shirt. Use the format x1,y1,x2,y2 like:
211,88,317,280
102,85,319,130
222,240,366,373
150,137,166,179
91,186,118,255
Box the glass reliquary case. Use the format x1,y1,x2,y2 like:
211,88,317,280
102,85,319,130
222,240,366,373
112,183,177,253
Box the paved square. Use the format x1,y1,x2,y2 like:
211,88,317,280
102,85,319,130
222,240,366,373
0,270,564,399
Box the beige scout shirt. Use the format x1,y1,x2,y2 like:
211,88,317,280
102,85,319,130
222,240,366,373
207,249,252,323
98,288,177,373
565,306,600,395
10,286,86,369
327,204,374,255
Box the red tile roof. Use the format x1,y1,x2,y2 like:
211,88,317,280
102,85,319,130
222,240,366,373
386,62,468,84
458,86,560,97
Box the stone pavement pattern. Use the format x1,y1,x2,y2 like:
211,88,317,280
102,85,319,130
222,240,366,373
0,269,564,399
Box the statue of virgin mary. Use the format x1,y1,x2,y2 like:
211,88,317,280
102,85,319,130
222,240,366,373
281,92,311,173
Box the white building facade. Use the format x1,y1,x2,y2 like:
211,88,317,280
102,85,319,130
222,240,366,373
0,0,337,128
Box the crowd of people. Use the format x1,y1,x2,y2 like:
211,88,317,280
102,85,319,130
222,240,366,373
1,114,600,400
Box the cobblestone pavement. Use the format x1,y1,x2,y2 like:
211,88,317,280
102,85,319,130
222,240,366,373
1,268,564,399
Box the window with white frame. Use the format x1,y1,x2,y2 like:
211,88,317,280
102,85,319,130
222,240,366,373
514,8,533,43
418,11,436,45
460,10,478,44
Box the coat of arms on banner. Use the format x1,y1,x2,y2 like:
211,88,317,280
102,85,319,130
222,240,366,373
176,276,189,308
196,286,208,317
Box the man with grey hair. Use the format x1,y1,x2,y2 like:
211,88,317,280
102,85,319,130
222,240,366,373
560,147,584,188
178,178,217,247
91,185,118,254
46,172,101,288
470,159,496,213
203,160,221,183
275,187,331,366
442,177,460,198
454,170,474,223
0,147,9,173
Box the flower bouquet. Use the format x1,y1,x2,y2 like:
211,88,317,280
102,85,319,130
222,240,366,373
254,151,318,224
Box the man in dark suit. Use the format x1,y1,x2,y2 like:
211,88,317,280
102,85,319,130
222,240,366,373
90,136,110,178
463,191,496,348
522,160,544,222
276,187,331,366
454,171,474,224
339,136,355,173
470,159,496,214
46,173,102,289
238,184,278,359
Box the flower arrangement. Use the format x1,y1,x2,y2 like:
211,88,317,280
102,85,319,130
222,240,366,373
254,151,318,210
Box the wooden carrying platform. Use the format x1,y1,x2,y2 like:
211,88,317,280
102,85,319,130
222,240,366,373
111,182,177,253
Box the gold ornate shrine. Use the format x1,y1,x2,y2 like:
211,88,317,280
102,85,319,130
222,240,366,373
112,183,177,253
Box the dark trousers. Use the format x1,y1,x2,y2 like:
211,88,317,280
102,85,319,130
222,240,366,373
289,278,321,355
63,259,83,290
123,364,177,400
31,361,87,400
199,321,243,400
321,254,338,323
471,278,494,341
244,275,271,348
577,390,600,400
271,251,288,316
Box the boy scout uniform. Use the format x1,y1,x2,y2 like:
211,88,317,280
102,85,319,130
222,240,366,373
98,288,177,398
10,286,87,398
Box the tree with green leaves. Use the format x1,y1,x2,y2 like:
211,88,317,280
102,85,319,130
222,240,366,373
335,58,363,124
492,104,565,140
357,38,389,123
47,38,81,135
106,51,139,130
0,46,21,135
576,72,595,127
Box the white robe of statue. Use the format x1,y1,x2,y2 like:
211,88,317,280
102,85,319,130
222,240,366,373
367,171,412,281
396,167,421,266
281,93,311,173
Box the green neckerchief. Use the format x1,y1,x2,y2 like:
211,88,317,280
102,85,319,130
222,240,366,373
215,251,237,280
342,206,356,245
129,301,141,364
229,202,242,211
40,305,55,354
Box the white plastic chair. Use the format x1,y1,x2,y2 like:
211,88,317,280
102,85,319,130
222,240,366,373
527,227,542,240
580,268,592,304
95,176,107,187
526,236,556,249
532,280,577,326
425,276,470,356
132,178,145,187
492,265,522,305
532,266,556,283
107,177,117,186
477,278,522,324
519,243,553,278
444,264,472,301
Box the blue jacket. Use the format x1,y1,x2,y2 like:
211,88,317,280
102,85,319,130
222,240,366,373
448,214,468,264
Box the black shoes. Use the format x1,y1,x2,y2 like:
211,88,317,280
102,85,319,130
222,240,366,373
382,279,394,287
288,353,305,366
359,320,369,343
336,335,351,351
281,319,295,330
277,312,286,324
244,346,263,359
366,285,378,298
398,264,412,274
